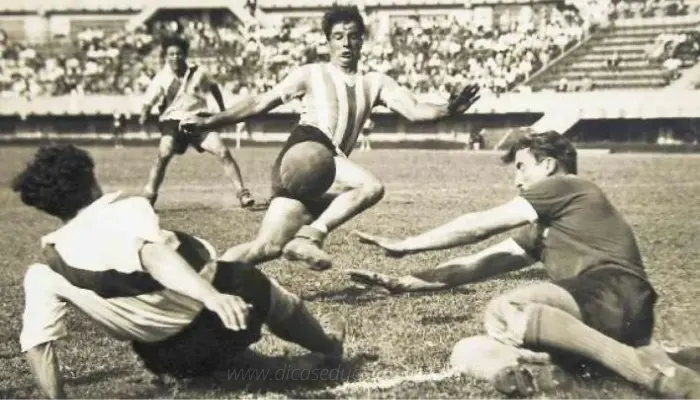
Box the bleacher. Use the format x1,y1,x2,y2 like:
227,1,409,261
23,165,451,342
527,16,700,90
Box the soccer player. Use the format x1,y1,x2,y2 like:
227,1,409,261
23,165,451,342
359,118,374,152
13,144,345,399
180,6,480,271
350,131,700,397
139,36,255,209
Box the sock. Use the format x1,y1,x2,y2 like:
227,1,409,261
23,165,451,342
265,295,337,355
310,221,328,234
524,304,659,391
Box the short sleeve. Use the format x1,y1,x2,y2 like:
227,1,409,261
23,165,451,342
20,264,68,352
511,225,542,260
517,176,578,222
43,196,178,275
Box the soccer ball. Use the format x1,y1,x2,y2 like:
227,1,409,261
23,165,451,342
279,141,336,200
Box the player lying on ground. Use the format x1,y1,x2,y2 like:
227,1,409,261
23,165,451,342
140,36,255,209
180,6,480,271
12,144,345,399
350,131,700,398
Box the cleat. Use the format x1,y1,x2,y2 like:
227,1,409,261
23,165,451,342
493,362,570,396
283,237,332,271
237,188,255,208
283,226,332,271
637,344,700,398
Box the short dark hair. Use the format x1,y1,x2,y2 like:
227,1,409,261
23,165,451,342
322,6,366,40
12,144,97,220
160,35,189,58
501,130,578,175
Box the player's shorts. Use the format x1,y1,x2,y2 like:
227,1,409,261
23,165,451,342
554,265,657,347
270,124,338,217
131,261,271,378
159,120,208,155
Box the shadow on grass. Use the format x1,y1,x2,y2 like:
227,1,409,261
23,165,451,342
178,349,377,395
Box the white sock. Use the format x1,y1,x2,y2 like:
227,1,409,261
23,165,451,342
310,221,328,234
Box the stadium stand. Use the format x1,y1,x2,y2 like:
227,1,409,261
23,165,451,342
526,15,700,91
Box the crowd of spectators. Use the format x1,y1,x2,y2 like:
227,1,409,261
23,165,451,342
0,0,696,100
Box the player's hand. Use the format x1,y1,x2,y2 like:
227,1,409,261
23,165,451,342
353,230,409,258
203,293,252,331
347,269,405,293
447,83,480,115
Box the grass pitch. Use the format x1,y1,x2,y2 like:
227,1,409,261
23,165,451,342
1,146,700,398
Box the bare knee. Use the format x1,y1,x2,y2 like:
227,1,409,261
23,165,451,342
483,295,536,347
210,145,231,161
359,179,384,204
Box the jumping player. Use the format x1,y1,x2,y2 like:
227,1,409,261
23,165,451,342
140,36,255,209
13,144,345,399
181,6,480,271
350,131,700,397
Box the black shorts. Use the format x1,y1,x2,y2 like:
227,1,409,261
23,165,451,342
159,120,208,155
554,265,657,347
270,124,337,217
131,261,272,378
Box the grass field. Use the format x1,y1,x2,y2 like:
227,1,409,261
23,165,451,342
1,146,700,399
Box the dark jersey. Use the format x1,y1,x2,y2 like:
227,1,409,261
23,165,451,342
513,175,646,281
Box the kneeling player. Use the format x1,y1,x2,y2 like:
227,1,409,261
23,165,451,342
13,144,345,399
139,36,254,209
180,6,480,271
351,131,700,398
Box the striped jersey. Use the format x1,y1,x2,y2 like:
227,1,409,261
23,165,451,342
20,193,217,351
287,63,383,156
142,65,217,122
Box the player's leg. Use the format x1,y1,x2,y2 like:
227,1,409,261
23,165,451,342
218,197,313,265
349,251,526,293
282,156,384,270
473,274,700,397
142,132,180,206
197,131,255,208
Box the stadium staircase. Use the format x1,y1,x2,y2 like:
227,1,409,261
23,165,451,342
526,16,700,91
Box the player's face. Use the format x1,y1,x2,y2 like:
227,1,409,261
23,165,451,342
513,148,554,191
165,45,186,72
328,21,363,70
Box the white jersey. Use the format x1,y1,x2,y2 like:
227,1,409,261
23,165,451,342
20,193,217,351
142,65,217,122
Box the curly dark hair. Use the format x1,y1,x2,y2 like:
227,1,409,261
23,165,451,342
12,144,97,220
160,35,189,59
501,130,578,175
322,6,366,40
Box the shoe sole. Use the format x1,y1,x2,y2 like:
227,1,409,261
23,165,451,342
493,363,568,396
283,247,332,271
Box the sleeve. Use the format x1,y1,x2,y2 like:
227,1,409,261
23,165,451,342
517,176,578,222
141,72,164,108
111,197,177,247
511,225,542,260
20,264,68,352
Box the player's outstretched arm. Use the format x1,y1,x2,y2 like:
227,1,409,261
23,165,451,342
354,197,534,257
376,74,480,122
182,66,308,132
26,342,65,399
348,239,535,294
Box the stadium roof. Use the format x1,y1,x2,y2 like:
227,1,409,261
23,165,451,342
0,0,241,13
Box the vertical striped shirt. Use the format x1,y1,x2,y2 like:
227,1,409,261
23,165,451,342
293,63,383,156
